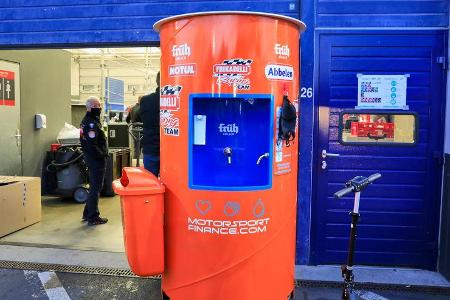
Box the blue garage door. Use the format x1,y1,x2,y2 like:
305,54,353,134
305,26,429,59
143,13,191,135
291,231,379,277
311,31,446,269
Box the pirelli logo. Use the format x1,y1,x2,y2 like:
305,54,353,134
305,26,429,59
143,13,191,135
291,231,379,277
160,85,182,111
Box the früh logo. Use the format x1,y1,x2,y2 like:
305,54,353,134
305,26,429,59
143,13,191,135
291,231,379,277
172,43,191,60
274,44,290,58
218,123,239,135
169,63,196,76
160,85,182,111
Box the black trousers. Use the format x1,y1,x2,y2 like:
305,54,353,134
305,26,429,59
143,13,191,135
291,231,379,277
83,156,106,221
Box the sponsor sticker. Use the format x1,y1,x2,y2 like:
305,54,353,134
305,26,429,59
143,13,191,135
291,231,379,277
265,64,294,81
213,58,253,90
168,63,196,76
274,43,290,58
160,110,180,136
160,85,182,111
172,43,191,60
213,64,251,75
188,199,269,235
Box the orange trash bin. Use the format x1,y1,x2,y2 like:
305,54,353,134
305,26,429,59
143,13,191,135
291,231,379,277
112,167,165,276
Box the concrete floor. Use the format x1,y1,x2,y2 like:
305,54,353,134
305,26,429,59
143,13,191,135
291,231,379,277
296,265,450,288
1,268,449,300
0,196,124,252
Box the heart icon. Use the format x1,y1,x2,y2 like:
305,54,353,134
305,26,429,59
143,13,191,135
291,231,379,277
195,200,212,215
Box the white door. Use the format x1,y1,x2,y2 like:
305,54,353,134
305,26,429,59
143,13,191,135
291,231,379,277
0,60,21,175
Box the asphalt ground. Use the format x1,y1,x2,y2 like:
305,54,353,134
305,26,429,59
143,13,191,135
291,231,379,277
1,268,449,300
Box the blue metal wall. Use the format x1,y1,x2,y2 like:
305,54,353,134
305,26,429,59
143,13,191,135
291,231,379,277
297,0,449,267
317,0,449,28
0,0,299,47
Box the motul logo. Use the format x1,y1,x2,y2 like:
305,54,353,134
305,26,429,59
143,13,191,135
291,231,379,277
168,63,196,76
275,44,290,58
172,43,191,58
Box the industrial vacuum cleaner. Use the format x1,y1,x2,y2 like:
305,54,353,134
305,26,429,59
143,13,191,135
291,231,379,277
46,144,89,203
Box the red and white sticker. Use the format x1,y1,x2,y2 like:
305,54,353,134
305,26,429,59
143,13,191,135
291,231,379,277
169,63,196,77
160,85,182,111
213,58,253,90
0,70,15,106
160,110,180,136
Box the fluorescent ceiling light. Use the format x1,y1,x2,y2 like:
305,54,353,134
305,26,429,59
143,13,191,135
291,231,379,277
82,48,102,54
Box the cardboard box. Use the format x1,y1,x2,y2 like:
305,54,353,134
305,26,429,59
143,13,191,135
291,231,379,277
0,176,41,237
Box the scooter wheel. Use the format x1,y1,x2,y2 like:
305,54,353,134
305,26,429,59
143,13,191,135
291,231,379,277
73,187,88,203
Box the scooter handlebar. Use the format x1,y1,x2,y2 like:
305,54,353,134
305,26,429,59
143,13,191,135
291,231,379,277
367,173,381,183
334,173,381,199
334,186,354,199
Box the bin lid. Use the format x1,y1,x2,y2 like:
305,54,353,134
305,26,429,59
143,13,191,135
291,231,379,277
113,167,165,195
153,11,306,33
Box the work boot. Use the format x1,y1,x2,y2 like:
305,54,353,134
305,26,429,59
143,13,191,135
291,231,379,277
88,216,108,226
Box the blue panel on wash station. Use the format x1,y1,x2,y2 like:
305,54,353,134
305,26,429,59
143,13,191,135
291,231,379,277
189,95,273,191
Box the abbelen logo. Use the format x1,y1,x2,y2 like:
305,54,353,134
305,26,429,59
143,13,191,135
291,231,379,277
172,43,191,59
275,44,290,58
265,64,294,81
169,63,196,76
218,123,239,135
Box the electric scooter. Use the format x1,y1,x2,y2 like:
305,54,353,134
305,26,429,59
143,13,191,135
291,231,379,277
334,173,382,300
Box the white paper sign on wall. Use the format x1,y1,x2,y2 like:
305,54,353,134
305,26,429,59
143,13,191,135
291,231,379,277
356,74,409,110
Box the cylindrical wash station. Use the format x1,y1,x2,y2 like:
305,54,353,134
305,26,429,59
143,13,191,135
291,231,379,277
114,11,305,300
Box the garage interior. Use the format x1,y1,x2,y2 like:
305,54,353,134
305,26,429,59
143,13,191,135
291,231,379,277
0,47,160,253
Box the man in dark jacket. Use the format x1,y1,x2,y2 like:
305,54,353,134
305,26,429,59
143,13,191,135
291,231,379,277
80,96,108,226
126,96,143,124
139,72,160,176
126,96,144,160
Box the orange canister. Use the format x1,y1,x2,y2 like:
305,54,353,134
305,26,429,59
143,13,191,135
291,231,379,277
153,12,305,300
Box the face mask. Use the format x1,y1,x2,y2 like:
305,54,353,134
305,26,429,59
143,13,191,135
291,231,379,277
91,107,101,117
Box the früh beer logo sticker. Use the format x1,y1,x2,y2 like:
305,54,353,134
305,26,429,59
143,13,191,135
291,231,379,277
172,43,191,61
0,70,15,106
274,43,290,59
213,58,253,90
